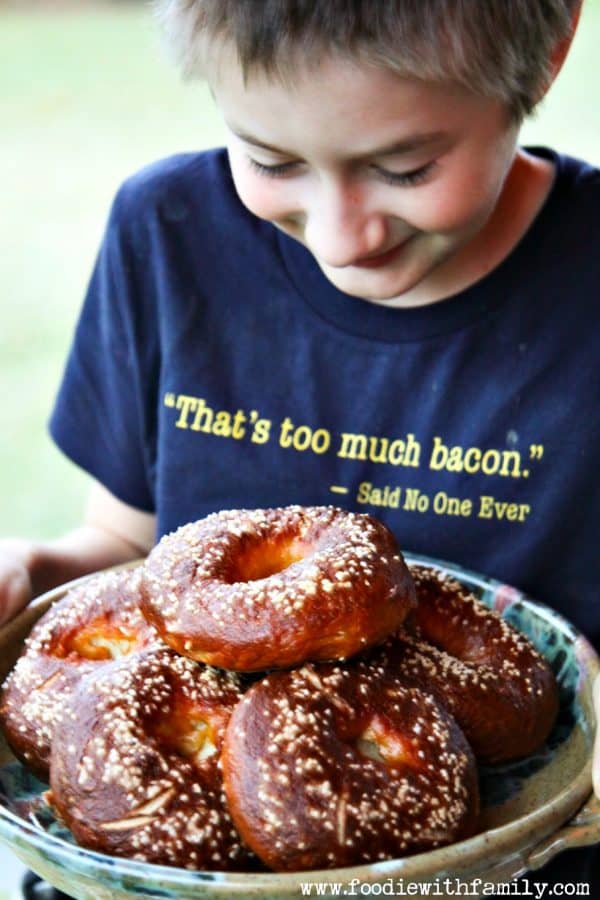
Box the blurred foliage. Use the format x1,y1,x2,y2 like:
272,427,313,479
0,4,225,537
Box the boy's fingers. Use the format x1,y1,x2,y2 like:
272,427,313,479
0,555,33,627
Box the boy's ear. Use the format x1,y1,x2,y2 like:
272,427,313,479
539,0,583,98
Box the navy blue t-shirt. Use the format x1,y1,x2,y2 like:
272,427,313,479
50,147,600,645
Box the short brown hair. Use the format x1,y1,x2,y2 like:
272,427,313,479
155,0,580,119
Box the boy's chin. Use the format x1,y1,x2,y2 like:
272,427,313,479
318,263,424,307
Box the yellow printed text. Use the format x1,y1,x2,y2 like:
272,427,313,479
338,432,421,467
429,436,523,478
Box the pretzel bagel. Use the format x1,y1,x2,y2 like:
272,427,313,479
48,648,253,870
379,565,559,763
222,659,478,871
0,568,161,779
140,506,415,671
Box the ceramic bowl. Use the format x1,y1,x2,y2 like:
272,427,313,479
0,554,599,899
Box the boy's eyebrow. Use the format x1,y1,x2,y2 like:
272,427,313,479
230,128,448,158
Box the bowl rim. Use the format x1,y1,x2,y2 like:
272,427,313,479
0,771,594,889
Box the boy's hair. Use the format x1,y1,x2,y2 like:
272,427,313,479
155,0,580,119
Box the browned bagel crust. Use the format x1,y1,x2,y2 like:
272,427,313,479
48,648,254,870
0,568,161,779
140,506,415,671
221,659,479,871
377,564,559,763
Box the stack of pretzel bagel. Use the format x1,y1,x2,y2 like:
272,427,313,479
0,505,559,873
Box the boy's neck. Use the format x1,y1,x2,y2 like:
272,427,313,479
377,149,555,309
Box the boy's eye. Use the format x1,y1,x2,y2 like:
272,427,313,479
246,156,436,186
247,157,299,178
372,161,436,186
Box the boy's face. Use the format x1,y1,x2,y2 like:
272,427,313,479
212,55,520,307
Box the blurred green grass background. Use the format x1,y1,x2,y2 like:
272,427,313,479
1,1,599,541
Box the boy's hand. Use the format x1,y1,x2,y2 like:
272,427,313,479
0,482,156,629
0,539,35,626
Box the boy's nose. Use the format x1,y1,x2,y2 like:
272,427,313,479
303,181,388,268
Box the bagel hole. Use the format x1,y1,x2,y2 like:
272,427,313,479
150,699,219,765
58,618,141,661
232,538,307,582
355,737,386,764
356,715,417,769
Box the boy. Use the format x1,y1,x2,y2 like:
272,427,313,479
1,0,598,890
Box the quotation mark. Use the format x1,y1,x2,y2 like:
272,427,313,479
164,393,176,408
521,443,545,477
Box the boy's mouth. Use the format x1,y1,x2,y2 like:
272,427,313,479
350,239,411,269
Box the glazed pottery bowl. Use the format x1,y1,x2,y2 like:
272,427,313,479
0,554,599,899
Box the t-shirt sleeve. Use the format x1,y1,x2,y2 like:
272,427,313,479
49,183,157,512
